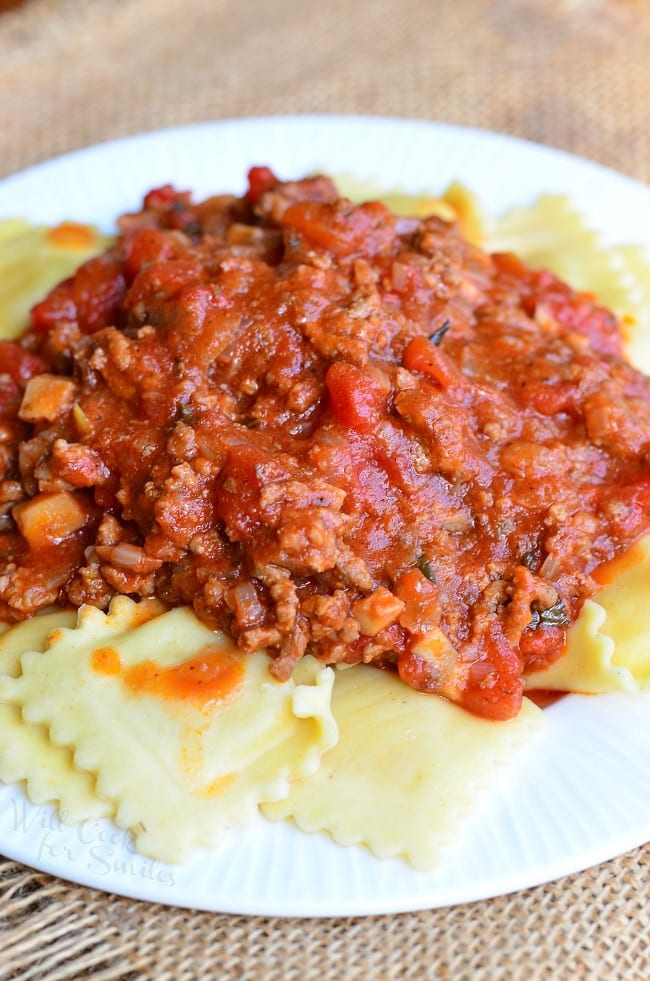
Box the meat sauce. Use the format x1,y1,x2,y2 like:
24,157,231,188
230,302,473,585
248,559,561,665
0,169,649,720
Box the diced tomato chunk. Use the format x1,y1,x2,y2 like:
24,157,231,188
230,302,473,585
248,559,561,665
399,622,524,721
394,569,440,635
521,380,576,416
143,185,184,210
29,278,76,332
544,292,621,357
522,269,623,358
519,624,566,673
402,335,464,389
246,166,279,205
325,362,388,431
123,228,178,282
598,477,650,539
396,649,435,692
461,624,524,721
0,341,48,383
281,200,393,258
0,375,21,419
31,252,126,335
214,444,284,540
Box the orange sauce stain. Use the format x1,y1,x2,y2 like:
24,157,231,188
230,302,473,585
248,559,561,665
593,540,647,586
91,643,245,707
92,646,122,675
45,222,98,251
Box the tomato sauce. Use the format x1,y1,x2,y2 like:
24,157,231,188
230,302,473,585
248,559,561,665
1,171,649,720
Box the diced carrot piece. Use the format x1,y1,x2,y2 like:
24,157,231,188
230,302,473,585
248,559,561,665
45,222,98,251
19,376,77,423
13,491,88,548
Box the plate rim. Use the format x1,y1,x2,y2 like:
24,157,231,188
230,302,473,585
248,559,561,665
3,112,650,193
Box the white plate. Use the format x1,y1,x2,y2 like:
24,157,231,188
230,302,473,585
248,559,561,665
0,116,649,917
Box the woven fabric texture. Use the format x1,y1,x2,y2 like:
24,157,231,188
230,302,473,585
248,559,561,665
2,0,650,182
1,1,650,979
2,845,650,980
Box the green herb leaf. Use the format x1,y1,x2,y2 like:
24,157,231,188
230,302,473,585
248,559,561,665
428,320,451,346
530,598,571,629
521,551,538,571
177,402,195,424
416,555,436,582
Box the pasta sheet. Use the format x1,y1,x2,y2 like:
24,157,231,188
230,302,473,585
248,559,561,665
264,665,544,870
0,598,337,861
0,611,111,823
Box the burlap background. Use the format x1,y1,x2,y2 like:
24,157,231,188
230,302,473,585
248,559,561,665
1,1,649,978
3,0,650,184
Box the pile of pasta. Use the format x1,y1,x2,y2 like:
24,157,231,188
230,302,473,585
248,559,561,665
0,186,648,869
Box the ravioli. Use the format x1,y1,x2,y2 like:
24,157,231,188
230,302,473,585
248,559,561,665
0,611,112,823
264,665,545,870
0,598,337,862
